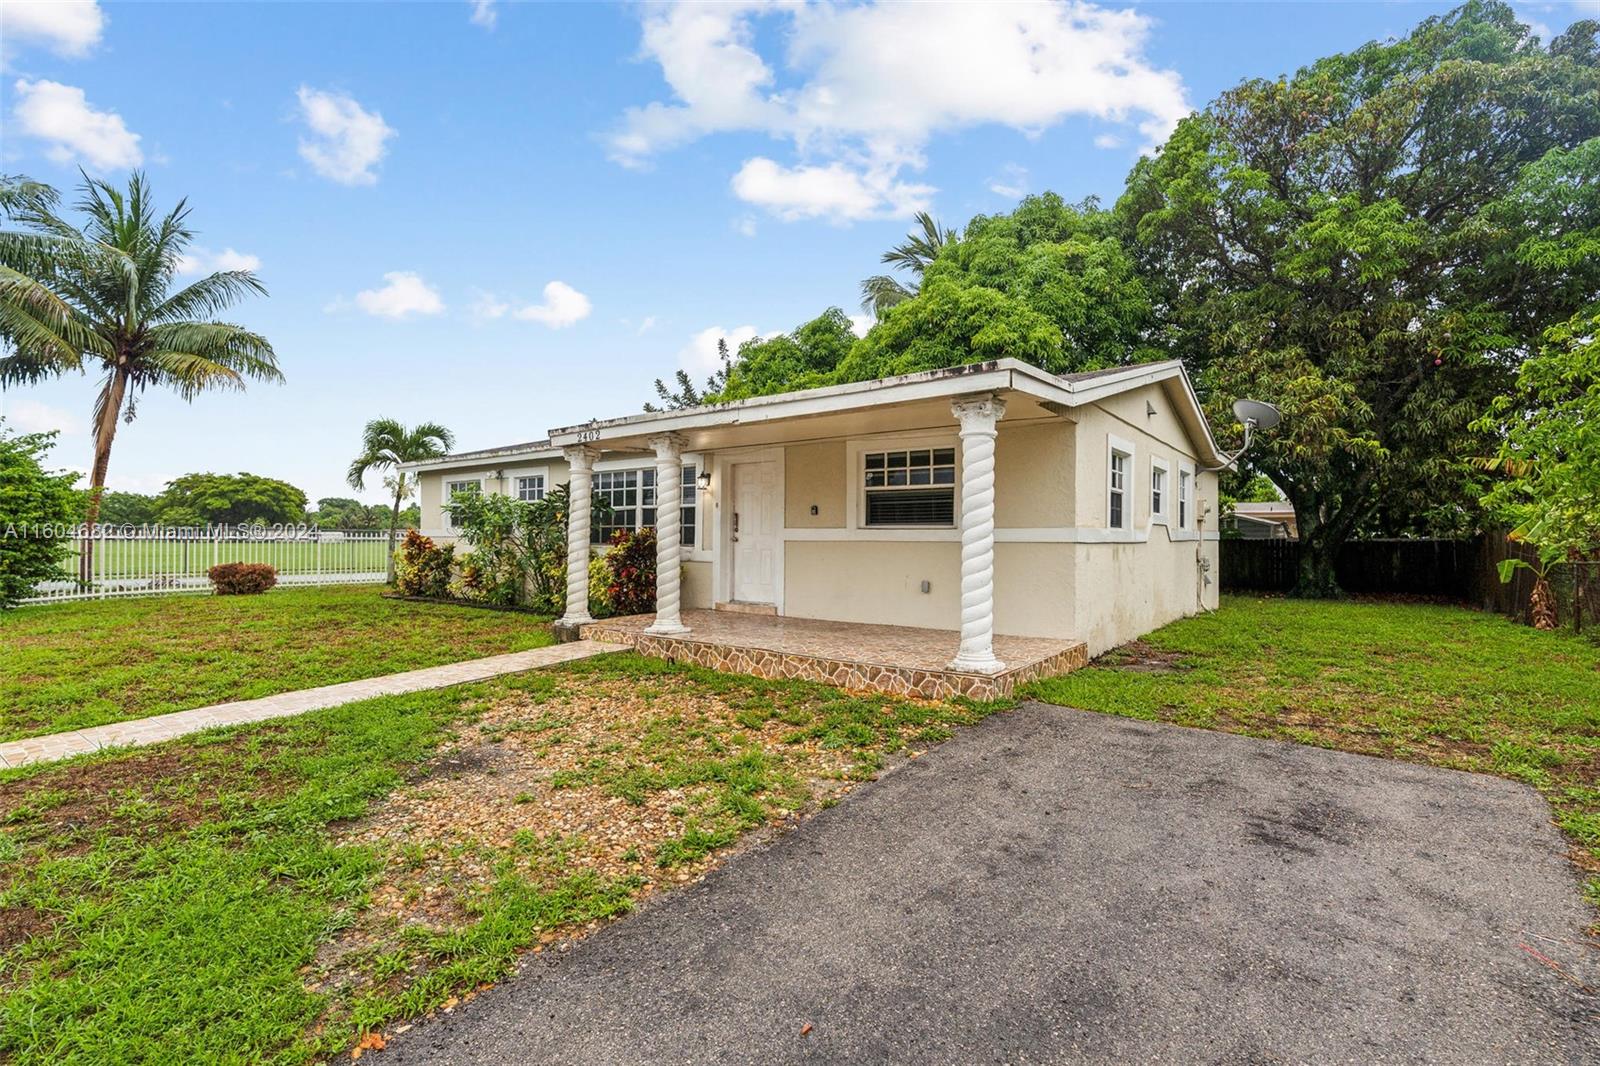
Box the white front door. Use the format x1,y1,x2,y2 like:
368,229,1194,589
730,460,778,604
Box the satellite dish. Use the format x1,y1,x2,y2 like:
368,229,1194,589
1232,398,1282,431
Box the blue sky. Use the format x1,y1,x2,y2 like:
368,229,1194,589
1,0,1593,505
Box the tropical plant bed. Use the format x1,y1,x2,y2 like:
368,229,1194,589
1023,595,1600,920
0,585,552,743
0,652,1001,1063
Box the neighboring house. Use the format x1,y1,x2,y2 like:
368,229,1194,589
406,359,1224,658
1227,501,1298,540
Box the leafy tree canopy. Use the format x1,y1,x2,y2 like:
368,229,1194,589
155,472,308,526
1115,0,1600,593
94,490,160,526
718,308,859,402
0,423,82,607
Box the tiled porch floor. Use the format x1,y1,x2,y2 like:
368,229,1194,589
580,610,1087,701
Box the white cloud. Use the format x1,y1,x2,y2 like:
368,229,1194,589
175,247,261,276
1094,133,1124,149
0,1,105,58
353,272,444,319
731,157,933,222
9,79,141,169
469,282,592,328
2,398,83,437
636,315,658,335
468,0,498,29
847,313,871,338
295,86,395,186
734,216,758,238
609,1,1189,222
512,281,592,328
987,163,1028,199
680,324,761,374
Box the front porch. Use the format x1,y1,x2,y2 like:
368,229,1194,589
581,610,1088,701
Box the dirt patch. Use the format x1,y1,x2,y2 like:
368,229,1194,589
0,904,52,955
310,673,881,998
0,729,288,841
1097,641,1190,673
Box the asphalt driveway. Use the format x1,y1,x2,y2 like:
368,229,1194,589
388,702,1599,1064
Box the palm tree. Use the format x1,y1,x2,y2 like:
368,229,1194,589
0,172,280,577
347,418,455,582
859,211,957,317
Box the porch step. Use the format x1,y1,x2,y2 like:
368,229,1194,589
714,601,779,616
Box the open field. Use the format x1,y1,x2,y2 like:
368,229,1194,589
1024,595,1600,912
0,653,994,1064
0,585,551,743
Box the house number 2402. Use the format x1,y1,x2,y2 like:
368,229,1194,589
575,429,600,442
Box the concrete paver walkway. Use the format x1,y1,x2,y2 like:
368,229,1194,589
0,640,614,769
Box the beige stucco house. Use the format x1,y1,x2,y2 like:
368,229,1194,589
406,358,1224,664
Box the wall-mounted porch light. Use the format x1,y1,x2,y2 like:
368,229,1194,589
696,470,713,491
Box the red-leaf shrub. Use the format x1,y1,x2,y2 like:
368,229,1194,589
604,527,657,616
394,530,454,597
209,562,278,595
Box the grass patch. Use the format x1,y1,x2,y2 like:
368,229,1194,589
0,585,553,743
0,651,1004,1063
1023,595,1600,910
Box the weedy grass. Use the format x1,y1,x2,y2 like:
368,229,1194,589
0,652,1007,1064
0,585,553,742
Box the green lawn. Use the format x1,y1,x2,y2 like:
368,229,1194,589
0,654,995,1064
1024,595,1600,910
56,535,390,581
0,586,553,742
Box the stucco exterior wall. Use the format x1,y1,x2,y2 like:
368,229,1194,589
683,559,713,609
417,457,570,543
1067,385,1221,654
994,420,1074,528
783,541,961,629
784,441,845,528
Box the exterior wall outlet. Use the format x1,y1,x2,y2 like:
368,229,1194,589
920,580,931,594
810,504,819,515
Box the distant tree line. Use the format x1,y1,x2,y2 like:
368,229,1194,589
89,472,417,530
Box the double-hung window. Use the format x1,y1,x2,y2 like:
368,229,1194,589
1108,451,1129,530
1178,468,1193,529
444,479,480,528
592,469,639,543
515,475,545,502
863,447,956,526
1150,459,1169,520
680,464,698,547
591,465,699,545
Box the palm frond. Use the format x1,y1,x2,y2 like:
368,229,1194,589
859,274,914,316
149,271,268,323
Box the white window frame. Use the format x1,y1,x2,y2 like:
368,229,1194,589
858,440,959,529
1106,433,1136,532
1150,456,1171,523
443,477,483,528
1177,461,1195,531
510,469,548,502
588,458,703,548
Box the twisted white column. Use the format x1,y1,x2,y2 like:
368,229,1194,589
559,445,598,627
948,396,1006,674
645,433,691,636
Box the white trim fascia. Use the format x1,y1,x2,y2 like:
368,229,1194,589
403,444,562,476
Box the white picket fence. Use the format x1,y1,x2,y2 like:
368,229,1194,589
22,527,393,605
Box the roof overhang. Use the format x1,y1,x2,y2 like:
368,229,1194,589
401,440,562,475
546,358,1226,466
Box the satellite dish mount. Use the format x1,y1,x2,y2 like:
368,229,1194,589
1210,398,1282,470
